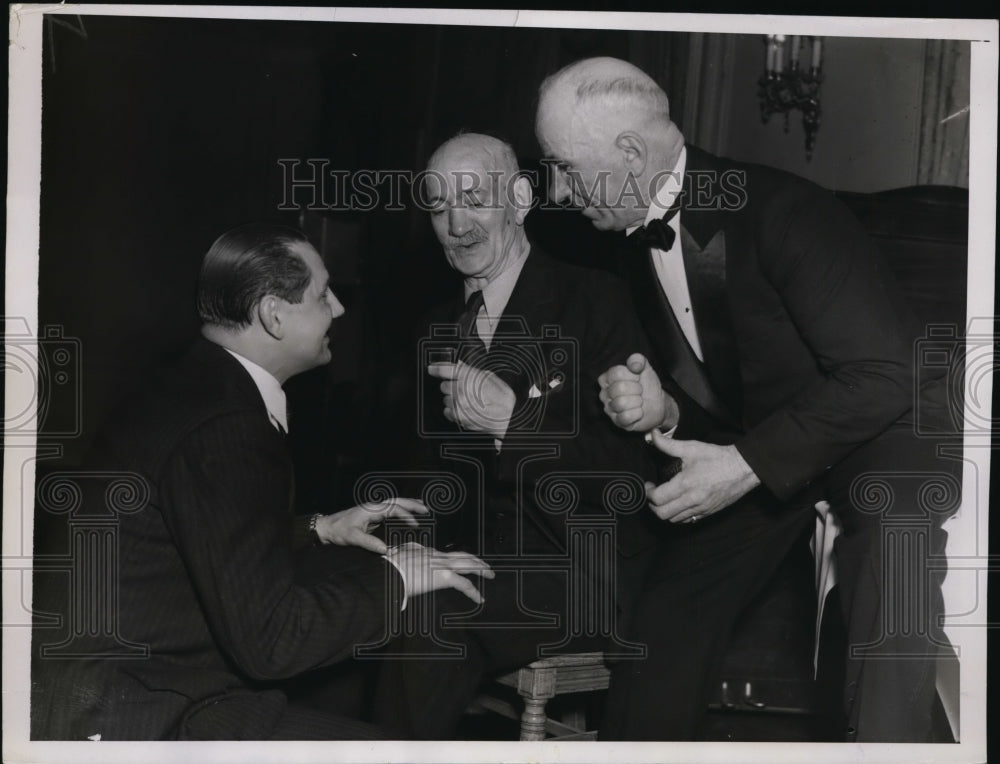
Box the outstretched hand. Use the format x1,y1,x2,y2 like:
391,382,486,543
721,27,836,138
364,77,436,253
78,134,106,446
643,430,760,523
386,542,495,604
314,497,428,554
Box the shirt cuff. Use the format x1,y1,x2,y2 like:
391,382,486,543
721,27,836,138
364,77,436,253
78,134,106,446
381,553,408,611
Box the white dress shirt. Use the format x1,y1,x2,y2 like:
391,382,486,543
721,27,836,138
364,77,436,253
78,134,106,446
626,147,705,362
224,348,289,432
225,347,409,607
463,248,530,351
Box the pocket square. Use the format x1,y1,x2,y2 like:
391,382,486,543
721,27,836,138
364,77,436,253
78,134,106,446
528,376,564,399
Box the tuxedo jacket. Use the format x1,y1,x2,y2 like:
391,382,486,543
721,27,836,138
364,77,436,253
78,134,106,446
33,339,402,740
412,248,660,568
622,145,942,504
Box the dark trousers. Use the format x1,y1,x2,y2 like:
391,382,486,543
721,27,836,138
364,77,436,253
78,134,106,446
601,422,959,742
176,694,385,740
372,565,606,739
826,422,957,742
600,492,813,740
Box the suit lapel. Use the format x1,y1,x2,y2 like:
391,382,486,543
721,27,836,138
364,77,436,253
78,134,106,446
681,226,743,419
622,239,736,426
492,250,556,337
488,250,556,394
474,249,567,552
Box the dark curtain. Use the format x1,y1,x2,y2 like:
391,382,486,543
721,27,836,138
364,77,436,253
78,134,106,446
917,40,970,187
36,17,691,509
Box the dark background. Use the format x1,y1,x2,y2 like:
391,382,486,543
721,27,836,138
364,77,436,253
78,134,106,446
37,15,692,508
33,15,975,517
21,9,992,749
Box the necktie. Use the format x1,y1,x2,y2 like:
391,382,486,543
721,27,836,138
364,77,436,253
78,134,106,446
457,290,486,364
627,202,681,252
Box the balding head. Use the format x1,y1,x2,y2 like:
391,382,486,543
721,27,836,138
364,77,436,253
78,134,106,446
534,57,684,231
537,56,671,131
428,133,521,183
424,133,533,289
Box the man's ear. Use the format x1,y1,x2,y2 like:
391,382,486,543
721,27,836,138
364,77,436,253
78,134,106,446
511,175,535,225
257,295,284,340
616,132,647,176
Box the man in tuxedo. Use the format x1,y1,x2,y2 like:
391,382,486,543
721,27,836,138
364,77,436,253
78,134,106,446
372,133,658,738
31,223,492,740
535,57,958,741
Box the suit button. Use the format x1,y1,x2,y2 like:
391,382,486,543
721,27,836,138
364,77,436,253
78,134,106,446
496,534,506,543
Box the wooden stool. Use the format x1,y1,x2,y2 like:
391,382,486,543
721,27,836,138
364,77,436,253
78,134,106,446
476,652,610,740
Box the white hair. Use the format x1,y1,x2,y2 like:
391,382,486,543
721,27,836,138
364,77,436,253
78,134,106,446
538,57,670,123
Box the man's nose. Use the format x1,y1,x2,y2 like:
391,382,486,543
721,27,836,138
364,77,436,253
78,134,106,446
448,207,472,238
328,289,345,319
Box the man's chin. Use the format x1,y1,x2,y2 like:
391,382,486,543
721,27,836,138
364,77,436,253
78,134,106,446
317,342,332,366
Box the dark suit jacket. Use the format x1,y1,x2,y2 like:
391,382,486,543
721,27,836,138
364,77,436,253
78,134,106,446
614,146,959,739
624,145,941,505
33,339,402,740
412,248,659,580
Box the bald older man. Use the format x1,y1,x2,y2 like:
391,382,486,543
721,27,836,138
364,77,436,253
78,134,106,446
535,58,957,742
372,133,660,739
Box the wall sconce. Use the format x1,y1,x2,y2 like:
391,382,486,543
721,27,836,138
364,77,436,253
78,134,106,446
757,35,823,160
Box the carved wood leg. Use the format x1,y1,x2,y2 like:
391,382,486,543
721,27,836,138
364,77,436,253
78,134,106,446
520,695,550,741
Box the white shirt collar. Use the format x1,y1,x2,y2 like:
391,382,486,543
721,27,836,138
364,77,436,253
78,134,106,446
223,348,289,432
463,247,530,322
627,146,687,235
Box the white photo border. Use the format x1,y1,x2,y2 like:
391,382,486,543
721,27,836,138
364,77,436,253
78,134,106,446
5,6,996,763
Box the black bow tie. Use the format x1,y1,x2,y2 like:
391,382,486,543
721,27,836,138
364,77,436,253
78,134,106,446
627,205,680,252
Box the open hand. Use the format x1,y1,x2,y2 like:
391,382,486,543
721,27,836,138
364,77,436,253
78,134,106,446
314,497,428,554
643,430,760,523
386,542,495,604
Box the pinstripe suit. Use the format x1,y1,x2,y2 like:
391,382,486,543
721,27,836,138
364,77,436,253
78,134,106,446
33,339,400,740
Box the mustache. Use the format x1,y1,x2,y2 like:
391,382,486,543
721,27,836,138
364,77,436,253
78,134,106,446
448,231,487,247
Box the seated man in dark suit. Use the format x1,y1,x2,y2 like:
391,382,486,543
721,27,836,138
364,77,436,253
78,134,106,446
372,133,659,739
535,56,959,742
31,223,492,740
